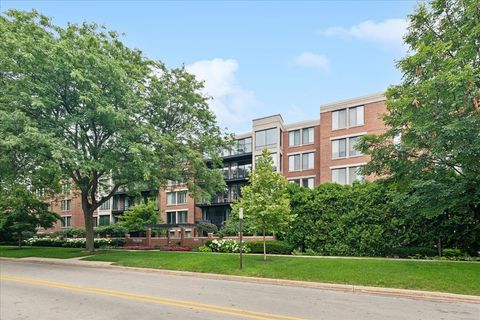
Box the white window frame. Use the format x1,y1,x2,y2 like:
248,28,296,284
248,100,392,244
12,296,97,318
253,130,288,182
166,190,188,205
61,215,72,228
288,151,315,172
288,127,314,147
331,134,364,159
330,164,366,185
166,210,189,224
99,199,111,211
61,183,71,196
332,105,364,130
61,199,72,211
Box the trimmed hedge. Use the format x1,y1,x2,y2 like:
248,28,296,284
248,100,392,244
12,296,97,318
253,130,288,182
23,237,125,248
247,240,293,255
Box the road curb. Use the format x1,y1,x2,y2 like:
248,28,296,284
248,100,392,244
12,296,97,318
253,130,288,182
1,257,479,304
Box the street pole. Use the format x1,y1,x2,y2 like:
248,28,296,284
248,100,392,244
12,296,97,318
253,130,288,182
239,208,244,270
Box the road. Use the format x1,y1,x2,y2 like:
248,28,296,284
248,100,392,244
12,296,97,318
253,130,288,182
0,260,478,320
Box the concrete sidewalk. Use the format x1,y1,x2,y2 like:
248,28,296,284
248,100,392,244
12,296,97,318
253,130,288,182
1,257,479,304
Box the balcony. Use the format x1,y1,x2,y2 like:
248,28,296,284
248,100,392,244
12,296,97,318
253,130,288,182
111,204,132,214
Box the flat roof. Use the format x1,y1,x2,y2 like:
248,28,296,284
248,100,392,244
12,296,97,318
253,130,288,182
320,92,386,113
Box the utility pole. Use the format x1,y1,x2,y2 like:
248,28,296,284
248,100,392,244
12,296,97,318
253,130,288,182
239,207,244,270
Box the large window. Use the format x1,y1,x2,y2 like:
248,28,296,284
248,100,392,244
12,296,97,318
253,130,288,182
332,109,346,130
61,199,71,211
332,138,347,159
99,215,110,226
332,105,364,130
332,136,363,159
332,166,364,185
288,127,314,147
61,183,71,195
349,106,364,127
235,137,252,154
166,191,188,205
61,216,71,228
289,178,314,189
288,152,314,171
167,210,188,224
255,128,278,149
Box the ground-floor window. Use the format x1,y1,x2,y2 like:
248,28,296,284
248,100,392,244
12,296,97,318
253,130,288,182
61,216,72,228
166,210,188,224
99,215,110,226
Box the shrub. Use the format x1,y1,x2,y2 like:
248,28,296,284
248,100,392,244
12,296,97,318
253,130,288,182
196,222,218,236
198,245,212,252
247,240,293,255
23,237,124,248
442,248,470,260
385,247,438,258
94,225,128,237
207,239,249,253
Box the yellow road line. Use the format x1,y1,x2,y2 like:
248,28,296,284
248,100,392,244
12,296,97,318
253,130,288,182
1,275,305,320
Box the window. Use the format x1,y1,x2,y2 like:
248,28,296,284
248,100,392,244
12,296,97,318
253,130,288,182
288,154,301,171
349,106,364,127
35,188,45,197
61,199,71,211
348,136,362,156
348,166,365,184
166,191,188,205
99,215,110,226
302,152,314,170
289,178,314,189
332,109,346,130
331,168,347,185
99,200,110,210
167,180,182,186
289,130,301,146
332,166,364,185
93,217,98,227
289,127,314,147
302,127,314,144
255,128,277,149
61,183,71,195
289,153,314,171
332,106,364,130
235,137,252,154
61,216,71,228
332,136,362,159
167,211,188,224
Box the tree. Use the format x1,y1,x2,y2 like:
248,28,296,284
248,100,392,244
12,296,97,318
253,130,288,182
0,186,59,246
0,10,228,252
232,149,294,260
118,201,159,234
359,0,480,254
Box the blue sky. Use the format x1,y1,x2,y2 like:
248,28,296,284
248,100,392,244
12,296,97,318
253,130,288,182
2,1,417,132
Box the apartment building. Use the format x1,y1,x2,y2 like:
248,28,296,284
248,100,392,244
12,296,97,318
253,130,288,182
46,92,387,232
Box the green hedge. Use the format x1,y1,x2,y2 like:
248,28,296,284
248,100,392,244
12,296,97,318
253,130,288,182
23,237,125,248
247,240,293,255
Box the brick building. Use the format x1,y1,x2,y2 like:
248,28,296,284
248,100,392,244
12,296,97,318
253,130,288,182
46,92,387,233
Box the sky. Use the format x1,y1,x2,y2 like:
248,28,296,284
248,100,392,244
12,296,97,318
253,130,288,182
1,0,417,133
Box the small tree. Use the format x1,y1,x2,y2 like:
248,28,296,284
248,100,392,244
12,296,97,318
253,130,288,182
119,201,159,234
0,185,59,247
232,149,294,260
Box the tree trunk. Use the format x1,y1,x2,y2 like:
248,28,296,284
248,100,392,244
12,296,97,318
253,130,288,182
81,192,95,252
17,233,22,248
263,229,266,261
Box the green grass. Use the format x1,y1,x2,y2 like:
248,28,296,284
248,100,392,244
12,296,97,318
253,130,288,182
82,251,480,296
2,246,478,295
0,246,110,259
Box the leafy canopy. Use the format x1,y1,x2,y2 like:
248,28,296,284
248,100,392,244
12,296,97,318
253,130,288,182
0,10,229,250
118,201,160,233
359,0,480,225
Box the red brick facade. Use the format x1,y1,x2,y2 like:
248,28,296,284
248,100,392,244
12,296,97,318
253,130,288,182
44,93,388,232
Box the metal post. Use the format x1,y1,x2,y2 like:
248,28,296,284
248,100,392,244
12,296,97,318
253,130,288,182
239,208,244,270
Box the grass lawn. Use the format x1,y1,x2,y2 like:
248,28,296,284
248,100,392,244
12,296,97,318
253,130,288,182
0,246,110,259
81,251,480,296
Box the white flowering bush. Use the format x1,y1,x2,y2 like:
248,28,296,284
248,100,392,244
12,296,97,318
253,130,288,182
24,237,124,248
208,239,250,253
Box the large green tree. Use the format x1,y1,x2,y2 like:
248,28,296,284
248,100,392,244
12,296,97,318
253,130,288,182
0,10,227,251
232,149,294,260
359,0,480,253
118,201,159,234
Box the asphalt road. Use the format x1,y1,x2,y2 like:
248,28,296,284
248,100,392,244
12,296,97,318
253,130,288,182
1,260,478,320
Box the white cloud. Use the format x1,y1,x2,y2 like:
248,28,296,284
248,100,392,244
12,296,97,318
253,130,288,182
320,19,408,49
293,52,330,71
185,58,259,132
